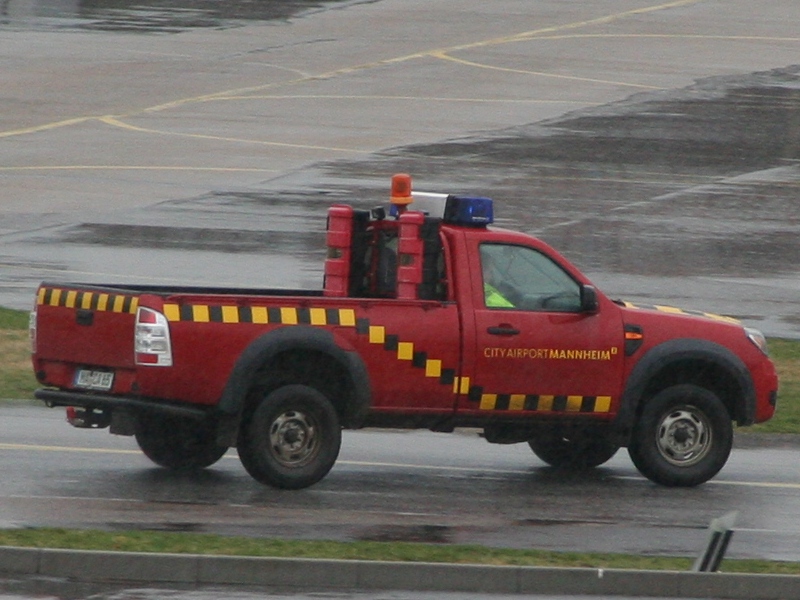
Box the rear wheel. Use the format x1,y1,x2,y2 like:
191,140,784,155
135,414,228,470
628,384,732,487
237,384,341,489
528,429,620,469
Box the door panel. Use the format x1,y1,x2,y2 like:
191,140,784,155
459,243,624,418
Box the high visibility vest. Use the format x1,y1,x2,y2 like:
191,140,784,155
484,283,514,308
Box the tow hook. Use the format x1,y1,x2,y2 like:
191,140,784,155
66,406,112,429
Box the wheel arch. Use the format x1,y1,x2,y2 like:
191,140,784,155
614,338,756,436
216,326,371,444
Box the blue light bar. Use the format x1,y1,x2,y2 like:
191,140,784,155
443,195,494,226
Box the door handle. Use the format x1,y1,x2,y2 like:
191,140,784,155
487,326,520,336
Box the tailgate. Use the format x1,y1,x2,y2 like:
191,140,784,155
33,284,139,368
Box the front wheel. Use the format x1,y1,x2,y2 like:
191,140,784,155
628,384,732,487
237,384,341,489
528,429,620,469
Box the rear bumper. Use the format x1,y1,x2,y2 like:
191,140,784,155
35,388,210,420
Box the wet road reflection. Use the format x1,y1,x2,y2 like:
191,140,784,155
285,66,800,333
1,1,799,340
3,65,799,334
335,67,800,280
1,0,351,31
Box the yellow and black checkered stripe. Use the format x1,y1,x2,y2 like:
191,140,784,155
468,388,612,414
161,302,612,412
38,287,139,314
41,291,612,413
160,301,612,413
162,302,458,388
163,303,358,327
622,301,739,324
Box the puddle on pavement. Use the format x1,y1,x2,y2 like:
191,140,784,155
297,65,800,282
31,65,800,291
358,524,452,544
7,57,800,332
1,0,353,32
48,191,333,255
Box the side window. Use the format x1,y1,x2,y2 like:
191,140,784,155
480,243,582,311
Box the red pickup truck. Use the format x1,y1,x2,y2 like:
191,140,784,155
31,175,778,489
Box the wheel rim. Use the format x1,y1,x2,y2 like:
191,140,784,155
656,405,712,467
269,409,319,467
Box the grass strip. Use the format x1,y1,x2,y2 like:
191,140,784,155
1,527,800,575
0,307,37,401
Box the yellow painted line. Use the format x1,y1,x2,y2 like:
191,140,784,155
208,93,587,105
0,0,706,140
337,459,530,475
3,443,799,490
0,117,95,139
0,165,279,173
428,32,799,91
134,0,706,109
340,462,800,489
0,443,139,455
616,475,800,490
532,33,800,43
98,116,370,154
430,51,664,90
412,0,706,56
709,480,800,490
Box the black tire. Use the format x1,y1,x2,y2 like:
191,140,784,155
628,384,733,487
135,414,228,470
528,429,620,469
237,384,341,490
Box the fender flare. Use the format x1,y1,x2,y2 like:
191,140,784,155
613,338,756,434
215,326,371,441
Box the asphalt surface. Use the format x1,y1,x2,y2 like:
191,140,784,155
2,0,800,337
2,0,800,597
3,404,800,561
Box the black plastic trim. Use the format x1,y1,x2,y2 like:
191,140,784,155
216,325,371,431
613,338,756,434
34,388,209,419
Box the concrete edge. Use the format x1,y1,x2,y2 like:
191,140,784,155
1,546,799,599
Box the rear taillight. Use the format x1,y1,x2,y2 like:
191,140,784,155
135,307,173,366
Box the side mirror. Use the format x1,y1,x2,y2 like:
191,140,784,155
580,285,599,314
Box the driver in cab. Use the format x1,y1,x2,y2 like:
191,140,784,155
482,251,515,308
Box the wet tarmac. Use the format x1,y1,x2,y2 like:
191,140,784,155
13,65,797,333
302,66,800,335
2,8,800,600
1,0,799,339
0,579,703,600
303,65,800,279
1,0,354,32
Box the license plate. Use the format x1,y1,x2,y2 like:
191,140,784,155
74,369,114,391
